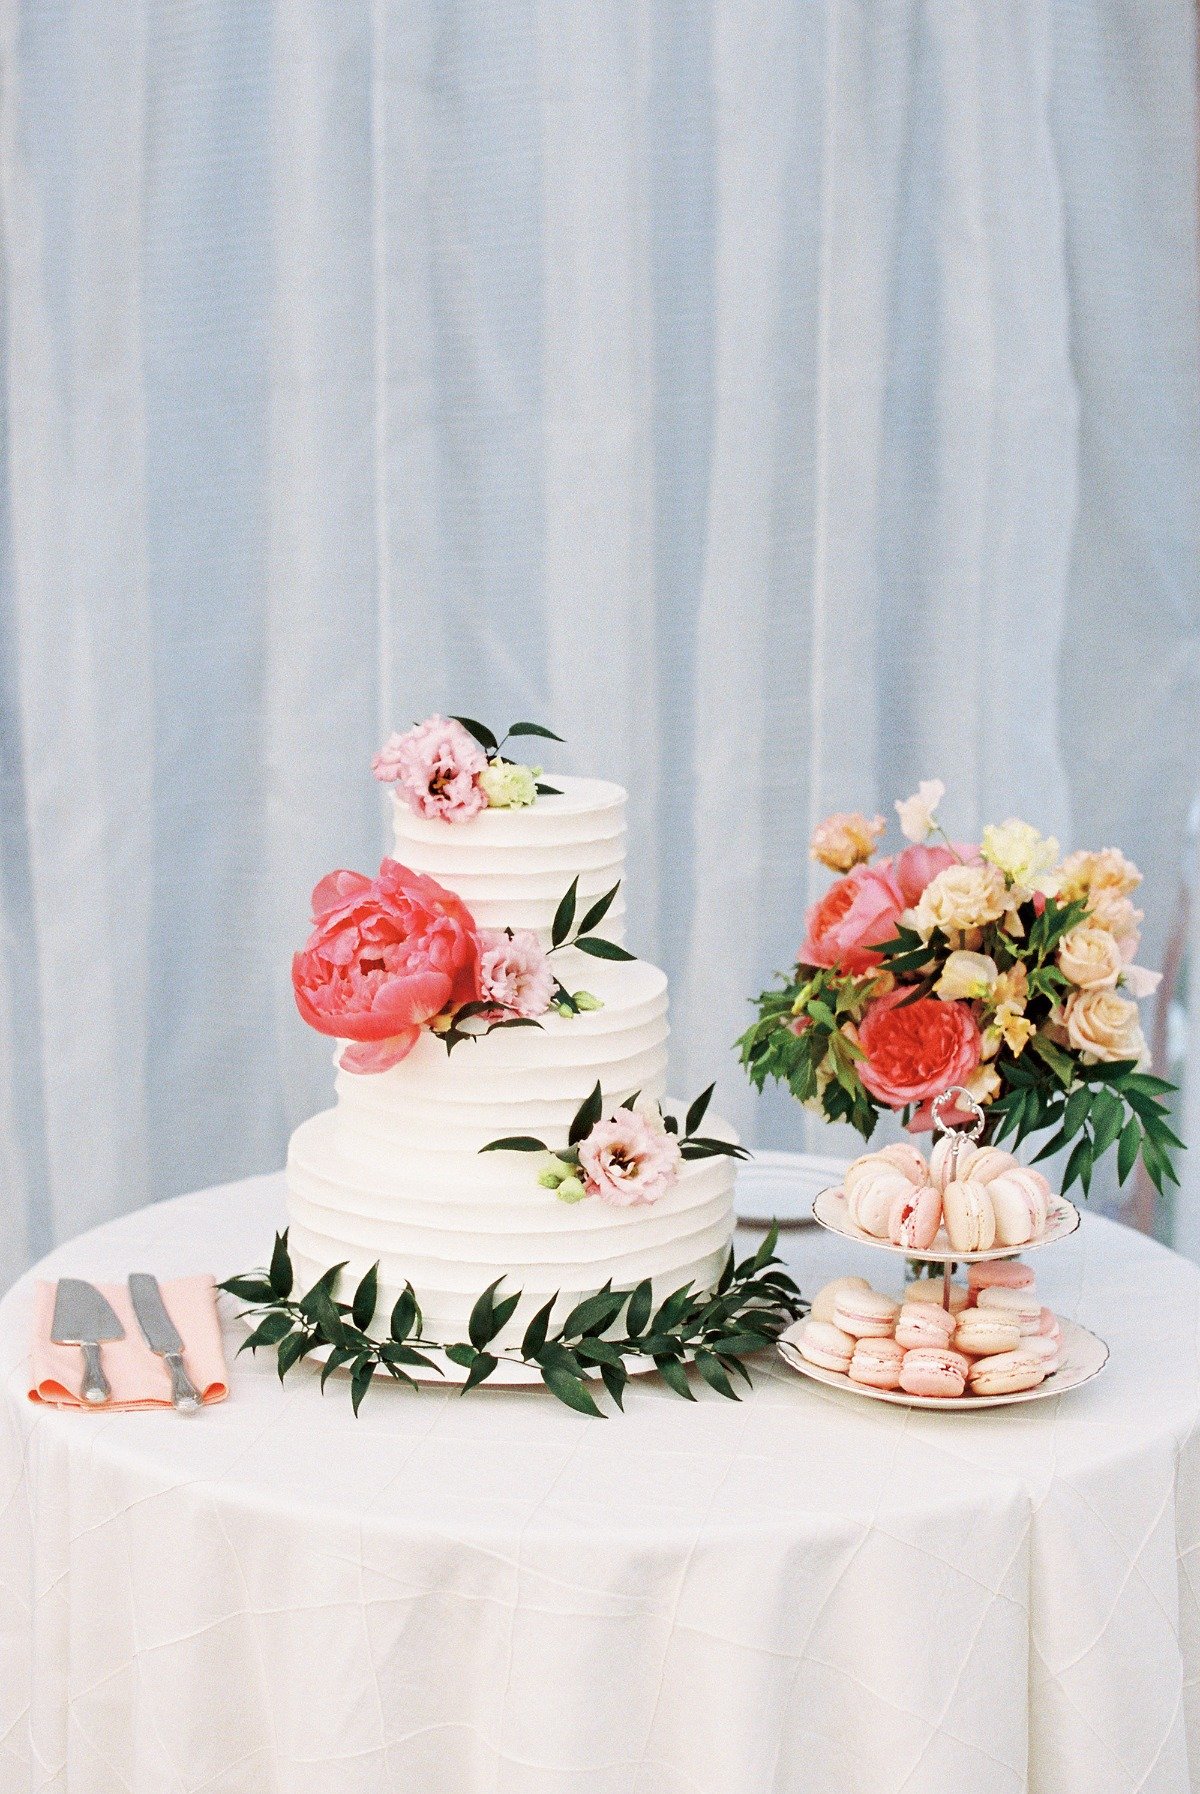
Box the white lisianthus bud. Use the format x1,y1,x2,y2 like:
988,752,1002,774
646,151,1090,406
479,760,539,809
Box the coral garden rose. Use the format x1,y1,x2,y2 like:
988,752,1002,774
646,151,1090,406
809,811,886,873
477,927,554,1018
577,1108,683,1208
372,715,488,822
800,863,906,976
857,987,982,1112
912,862,1010,942
1062,989,1147,1065
1057,922,1124,991
293,859,481,1072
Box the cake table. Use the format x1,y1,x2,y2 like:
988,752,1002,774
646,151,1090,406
3,1167,1200,1794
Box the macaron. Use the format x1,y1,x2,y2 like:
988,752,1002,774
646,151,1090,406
930,1134,978,1193
888,1183,943,1252
848,1337,905,1390
875,1142,931,1185
899,1347,970,1399
1038,1308,1062,1345
941,1177,997,1253
967,1349,1047,1397
832,1287,901,1339
895,1302,956,1350
1026,1334,1062,1374
795,1320,856,1373
976,1286,1042,1335
844,1165,913,1239
954,1309,1021,1358
905,1278,970,1315
810,1275,872,1325
967,1260,1035,1297
988,1167,1052,1247
961,1145,1018,1185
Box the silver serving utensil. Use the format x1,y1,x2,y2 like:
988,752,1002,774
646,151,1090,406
128,1273,201,1413
50,1278,125,1404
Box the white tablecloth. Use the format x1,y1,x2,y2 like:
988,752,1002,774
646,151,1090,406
2,1172,1199,1794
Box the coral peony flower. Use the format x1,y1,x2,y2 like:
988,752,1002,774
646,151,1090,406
577,1108,683,1208
809,811,886,873
477,927,554,1017
895,780,946,843
1062,989,1147,1065
293,859,481,1072
372,715,488,822
1057,922,1123,991
857,988,982,1112
800,863,906,976
980,819,1061,894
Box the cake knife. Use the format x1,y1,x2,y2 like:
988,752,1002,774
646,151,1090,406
50,1278,125,1405
128,1273,202,1412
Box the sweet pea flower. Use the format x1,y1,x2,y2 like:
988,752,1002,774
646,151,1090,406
895,780,946,843
935,950,998,1002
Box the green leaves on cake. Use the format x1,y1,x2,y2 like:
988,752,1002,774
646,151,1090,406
220,1224,805,1417
480,1078,750,1206
540,873,634,1014
372,712,565,820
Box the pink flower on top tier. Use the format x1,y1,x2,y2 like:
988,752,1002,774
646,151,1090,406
292,859,481,1073
857,986,981,1112
799,863,906,976
373,715,488,822
477,928,555,1018
577,1108,682,1208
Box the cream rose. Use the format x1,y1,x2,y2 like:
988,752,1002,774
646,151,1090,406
912,862,1010,941
1057,847,1142,903
809,810,886,873
1062,988,1147,1064
1057,922,1124,991
1087,889,1143,961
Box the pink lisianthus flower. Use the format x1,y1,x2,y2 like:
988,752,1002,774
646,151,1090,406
856,986,982,1114
799,863,906,976
477,928,555,1018
292,859,481,1072
372,715,488,822
577,1108,683,1208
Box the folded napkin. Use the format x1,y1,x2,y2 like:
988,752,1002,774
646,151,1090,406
29,1274,229,1410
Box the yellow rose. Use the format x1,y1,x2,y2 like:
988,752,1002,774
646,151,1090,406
913,863,1010,942
1057,847,1142,903
980,819,1061,893
935,950,998,1001
1062,989,1147,1064
1057,922,1124,990
809,810,885,873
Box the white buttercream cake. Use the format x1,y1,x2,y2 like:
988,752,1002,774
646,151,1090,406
285,775,736,1341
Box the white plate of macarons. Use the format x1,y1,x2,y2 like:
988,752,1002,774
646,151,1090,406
777,1264,1109,1410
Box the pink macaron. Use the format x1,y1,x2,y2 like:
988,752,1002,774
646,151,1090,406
1025,1334,1062,1374
894,1302,956,1350
1038,1308,1062,1344
795,1320,856,1374
832,1287,901,1339
899,1347,970,1399
967,1348,1047,1396
954,1309,1022,1358
888,1183,944,1252
967,1260,1036,1300
848,1337,905,1390
976,1286,1042,1335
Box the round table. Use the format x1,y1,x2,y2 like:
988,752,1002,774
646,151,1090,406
3,1171,1200,1794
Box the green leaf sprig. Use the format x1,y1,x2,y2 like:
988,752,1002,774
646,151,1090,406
450,715,564,796
220,1226,805,1417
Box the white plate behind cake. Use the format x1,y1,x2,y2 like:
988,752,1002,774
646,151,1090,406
735,1151,852,1228
777,1314,1108,1411
811,1185,1081,1262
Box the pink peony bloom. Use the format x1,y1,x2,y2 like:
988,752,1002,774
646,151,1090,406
799,863,906,976
577,1108,683,1208
477,928,555,1018
892,843,966,907
293,859,481,1072
857,987,981,1112
372,715,488,822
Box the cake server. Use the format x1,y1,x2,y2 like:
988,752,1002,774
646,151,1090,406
128,1273,201,1412
50,1278,124,1405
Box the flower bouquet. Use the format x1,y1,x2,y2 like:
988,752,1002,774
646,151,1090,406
738,783,1182,1197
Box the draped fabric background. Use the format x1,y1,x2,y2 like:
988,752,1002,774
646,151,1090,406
0,0,1196,1290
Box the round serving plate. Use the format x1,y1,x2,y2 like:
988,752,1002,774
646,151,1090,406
776,1315,1108,1411
735,1150,852,1228
811,1185,1081,1264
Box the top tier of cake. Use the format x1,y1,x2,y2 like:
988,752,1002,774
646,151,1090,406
390,774,627,942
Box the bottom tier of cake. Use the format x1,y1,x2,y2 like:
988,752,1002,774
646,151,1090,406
285,1105,736,1344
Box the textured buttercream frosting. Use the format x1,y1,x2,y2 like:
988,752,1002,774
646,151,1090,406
285,773,736,1344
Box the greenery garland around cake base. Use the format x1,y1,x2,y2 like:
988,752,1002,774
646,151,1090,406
219,1226,806,1418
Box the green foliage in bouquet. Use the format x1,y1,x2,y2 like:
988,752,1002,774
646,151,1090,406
220,1226,805,1418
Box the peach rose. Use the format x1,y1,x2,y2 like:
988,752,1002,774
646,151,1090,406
1057,848,1142,903
1062,989,1147,1064
1087,889,1143,961
857,988,982,1111
799,863,906,976
809,811,886,873
912,862,1010,942
1057,922,1123,991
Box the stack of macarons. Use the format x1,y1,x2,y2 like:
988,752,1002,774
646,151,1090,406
841,1136,1054,1253
793,1261,1063,1400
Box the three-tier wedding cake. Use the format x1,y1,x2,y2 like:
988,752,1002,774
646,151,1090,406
284,717,737,1343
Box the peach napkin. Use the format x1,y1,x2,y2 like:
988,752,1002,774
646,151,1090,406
29,1274,229,1410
